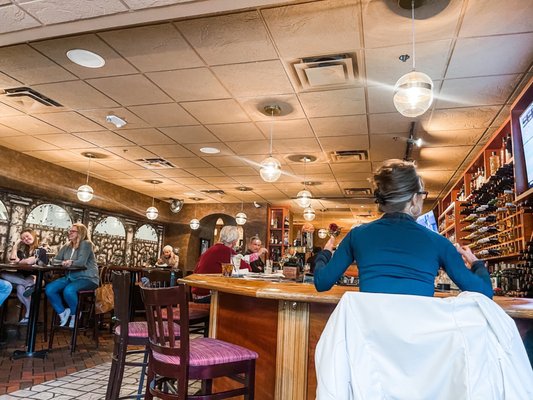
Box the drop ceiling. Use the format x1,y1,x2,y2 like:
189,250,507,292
0,0,532,225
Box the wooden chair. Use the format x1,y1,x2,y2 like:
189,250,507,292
143,269,209,337
141,284,258,400
106,270,150,400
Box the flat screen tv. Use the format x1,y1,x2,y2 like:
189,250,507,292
512,78,533,201
416,210,438,233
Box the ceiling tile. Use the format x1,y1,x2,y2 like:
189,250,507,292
38,133,97,149
0,102,24,117
166,157,211,168
182,142,235,157
318,135,369,152
426,106,501,131
0,71,23,88
99,23,204,71
299,88,366,117
262,0,361,59
87,75,173,106
143,144,195,158
0,5,39,34
74,131,134,147
368,113,414,134
159,126,219,144
369,134,409,161
0,44,75,84
118,128,175,145
202,156,247,168
0,135,58,151
32,81,118,109
97,159,145,171
154,168,193,178
0,115,63,134
206,122,264,142
147,68,230,102
32,34,137,79
23,149,82,163
176,11,277,65
238,94,306,121
220,166,258,176
58,160,112,172
274,138,322,154
446,33,533,78
225,139,269,156
460,0,533,37
310,115,368,137
106,145,156,160
329,162,372,175
33,111,105,132
128,103,198,127
437,75,523,109
19,0,126,24
0,124,25,137
181,99,249,124
256,119,314,139
419,128,486,147
212,60,294,97
417,146,473,171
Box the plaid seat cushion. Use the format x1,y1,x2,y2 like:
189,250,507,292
152,337,258,366
116,321,180,338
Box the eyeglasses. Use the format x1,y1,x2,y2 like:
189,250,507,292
417,191,428,199
69,229,78,233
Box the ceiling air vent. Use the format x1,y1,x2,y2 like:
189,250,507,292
330,150,368,162
293,53,357,90
343,188,372,196
3,87,62,107
135,158,176,169
323,207,352,213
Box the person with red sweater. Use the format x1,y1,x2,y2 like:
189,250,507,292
192,225,250,303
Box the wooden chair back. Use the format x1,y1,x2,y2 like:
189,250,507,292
111,270,131,340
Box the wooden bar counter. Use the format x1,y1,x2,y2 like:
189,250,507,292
180,274,533,400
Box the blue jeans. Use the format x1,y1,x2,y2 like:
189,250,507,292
0,279,13,306
45,276,98,315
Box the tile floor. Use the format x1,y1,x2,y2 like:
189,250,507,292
0,353,201,400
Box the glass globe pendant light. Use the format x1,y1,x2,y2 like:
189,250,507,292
77,153,95,202
235,201,247,225
259,105,282,182
190,203,200,230
317,209,328,238
296,157,313,208
393,0,433,118
303,207,316,221
145,180,160,220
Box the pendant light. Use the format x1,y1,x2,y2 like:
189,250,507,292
235,201,247,225
259,105,282,182
190,203,200,230
296,156,313,208
393,0,433,118
318,209,328,239
303,206,316,221
77,153,95,202
145,180,160,220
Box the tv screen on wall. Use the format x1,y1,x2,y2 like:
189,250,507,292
518,101,533,190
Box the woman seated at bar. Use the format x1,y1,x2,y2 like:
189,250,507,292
192,225,251,303
2,229,48,324
243,236,268,272
45,223,99,328
156,245,179,268
314,159,493,298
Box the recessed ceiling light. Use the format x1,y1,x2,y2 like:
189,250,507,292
66,49,105,68
200,147,220,154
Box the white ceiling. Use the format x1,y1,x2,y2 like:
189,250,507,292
0,0,532,225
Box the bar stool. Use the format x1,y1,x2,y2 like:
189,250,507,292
48,289,98,354
106,270,181,400
141,284,258,400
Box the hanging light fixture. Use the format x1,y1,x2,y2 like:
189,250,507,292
318,209,328,239
259,105,282,182
190,203,200,230
77,153,95,202
296,156,313,208
145,180,161,220
235,201,247,225
303,207,316,221
393,0,433,118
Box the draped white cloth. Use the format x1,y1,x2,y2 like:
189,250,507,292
315,291,533,400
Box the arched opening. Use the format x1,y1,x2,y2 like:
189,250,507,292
132,224,159,267
93,216,127,266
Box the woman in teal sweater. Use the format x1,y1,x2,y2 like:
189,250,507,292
45,223,99,328
314,159,493,299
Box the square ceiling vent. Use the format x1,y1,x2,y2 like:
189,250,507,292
293,54,357,90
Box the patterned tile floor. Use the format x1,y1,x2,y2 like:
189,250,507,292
0,324,201,399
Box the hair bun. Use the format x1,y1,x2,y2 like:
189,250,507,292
374,190,386,205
